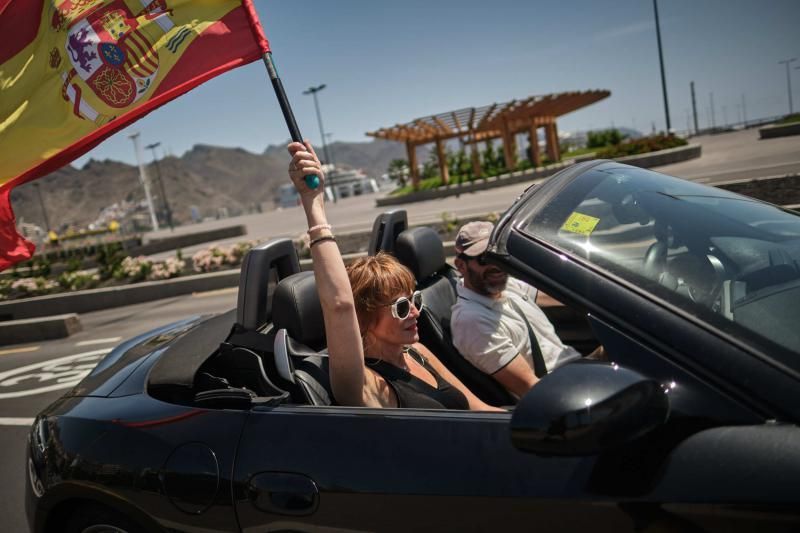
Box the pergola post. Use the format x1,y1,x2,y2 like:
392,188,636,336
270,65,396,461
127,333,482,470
529,124,541,167
501,118,517,171
545,121,560,162
435,138,450,185
406,141,419,190
551,121,560,161
470,138,482,178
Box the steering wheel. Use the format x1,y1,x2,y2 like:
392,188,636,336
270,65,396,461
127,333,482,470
643,241,668,280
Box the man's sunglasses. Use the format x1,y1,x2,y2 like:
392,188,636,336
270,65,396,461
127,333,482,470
387,291,423,319
457,253,489,266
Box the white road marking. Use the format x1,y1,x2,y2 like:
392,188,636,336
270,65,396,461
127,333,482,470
0,349,111,399
75,337,122,346
0,346,40,356
0,417,34,426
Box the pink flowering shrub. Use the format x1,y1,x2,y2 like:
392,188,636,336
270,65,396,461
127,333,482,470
148,257,186,280
191,242,254,273
114,256,152,282
0,276,59,299
58,269,100,291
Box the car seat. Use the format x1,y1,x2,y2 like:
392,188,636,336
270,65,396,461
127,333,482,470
272,271,334,406
394,227,516,406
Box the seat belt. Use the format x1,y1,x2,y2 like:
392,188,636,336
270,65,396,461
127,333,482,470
507,298,548,378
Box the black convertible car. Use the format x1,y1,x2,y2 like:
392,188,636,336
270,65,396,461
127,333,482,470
26,161,800,532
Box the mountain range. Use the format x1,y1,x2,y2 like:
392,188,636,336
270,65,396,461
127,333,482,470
10,139,406,232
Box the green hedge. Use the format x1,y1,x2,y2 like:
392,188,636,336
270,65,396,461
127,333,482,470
597,134,688,158
777,113,800,125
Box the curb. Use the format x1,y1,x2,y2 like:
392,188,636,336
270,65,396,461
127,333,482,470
0,314,82,343
0,270,241,321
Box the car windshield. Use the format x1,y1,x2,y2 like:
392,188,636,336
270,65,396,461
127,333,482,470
521,162,800,357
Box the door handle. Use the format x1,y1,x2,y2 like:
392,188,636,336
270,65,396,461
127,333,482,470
248,472,319,516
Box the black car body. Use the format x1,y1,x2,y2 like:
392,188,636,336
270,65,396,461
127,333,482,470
26,161,800,532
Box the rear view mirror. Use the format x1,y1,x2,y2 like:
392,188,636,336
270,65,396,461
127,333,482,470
510,362,669,456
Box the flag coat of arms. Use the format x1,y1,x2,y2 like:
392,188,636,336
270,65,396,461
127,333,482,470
0,0,270,269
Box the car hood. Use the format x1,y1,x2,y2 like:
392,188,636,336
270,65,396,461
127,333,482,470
66,314,212,398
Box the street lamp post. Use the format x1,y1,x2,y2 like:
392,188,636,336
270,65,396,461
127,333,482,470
33,182,51,232
128,132,159,231
653,0,671,133
303,83,337,202
145,142,174,231
778,58,797,115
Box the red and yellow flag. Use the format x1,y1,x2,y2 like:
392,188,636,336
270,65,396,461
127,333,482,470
0,0,270,269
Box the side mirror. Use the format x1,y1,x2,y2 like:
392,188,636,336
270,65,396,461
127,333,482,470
510,362,669,456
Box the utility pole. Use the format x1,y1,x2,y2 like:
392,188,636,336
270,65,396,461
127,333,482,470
323,132,336,167
690,81,699,134
128,132,159,231
742,94,748,125
145,142,174,231
33,182,50,231
709,92,716,129
653,0,671,132
778,58,796,115
303,83,337,202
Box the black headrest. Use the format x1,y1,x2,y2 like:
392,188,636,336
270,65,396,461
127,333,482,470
272,272,326,351
395,227,446,281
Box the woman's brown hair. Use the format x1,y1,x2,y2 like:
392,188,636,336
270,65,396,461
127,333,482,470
346,252,415,333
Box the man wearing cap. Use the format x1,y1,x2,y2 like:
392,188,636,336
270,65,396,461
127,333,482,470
450,221,582,397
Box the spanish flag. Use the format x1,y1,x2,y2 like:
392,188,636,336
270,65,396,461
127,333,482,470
0,0,270,270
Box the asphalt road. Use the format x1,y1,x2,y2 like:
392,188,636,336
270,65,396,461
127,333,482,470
1,126,799,531
0,288,237,532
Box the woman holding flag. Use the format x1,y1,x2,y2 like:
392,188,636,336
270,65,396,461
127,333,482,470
287,141,500,411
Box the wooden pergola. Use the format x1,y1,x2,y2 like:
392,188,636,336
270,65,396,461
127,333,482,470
367,89,610,188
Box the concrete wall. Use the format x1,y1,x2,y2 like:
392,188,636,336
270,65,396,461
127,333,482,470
612,144,702,169
0,270,241,320
759,122,800,139
377,144,701,206
134,225,247,255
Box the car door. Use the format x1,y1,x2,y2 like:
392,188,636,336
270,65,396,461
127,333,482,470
233,405,640,533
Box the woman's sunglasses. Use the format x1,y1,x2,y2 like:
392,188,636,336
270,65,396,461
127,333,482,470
388,291,423,319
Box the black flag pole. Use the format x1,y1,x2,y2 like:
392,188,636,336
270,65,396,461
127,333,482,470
262,52,319,189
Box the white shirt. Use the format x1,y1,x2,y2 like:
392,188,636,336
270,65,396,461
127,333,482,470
451,277,579,375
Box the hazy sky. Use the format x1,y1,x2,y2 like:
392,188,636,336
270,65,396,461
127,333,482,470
73,0,799,167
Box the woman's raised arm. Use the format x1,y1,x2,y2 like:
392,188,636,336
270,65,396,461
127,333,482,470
287,141,370,406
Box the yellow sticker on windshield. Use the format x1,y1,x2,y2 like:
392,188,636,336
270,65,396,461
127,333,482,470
561,212,600,235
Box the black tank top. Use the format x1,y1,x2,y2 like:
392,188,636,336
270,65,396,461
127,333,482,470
365,348,469,410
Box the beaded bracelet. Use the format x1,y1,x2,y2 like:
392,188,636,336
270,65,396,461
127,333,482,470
307,223,332,234
309,234,336,248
